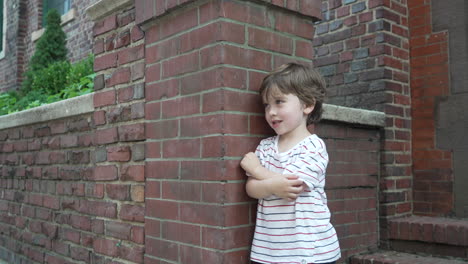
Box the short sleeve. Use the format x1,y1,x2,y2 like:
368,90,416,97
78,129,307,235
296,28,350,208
283,137,328,189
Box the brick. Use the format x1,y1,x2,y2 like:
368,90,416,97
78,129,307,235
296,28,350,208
162,221,201,245
70,215,92,232
146,180,160,199
115,30,131,49
121,165,145,182
106,221,131,240
70,246,90,262
159,7,198,39
146,79,178,101
93,238,119,258
220,0,270,28
162,51,199,78
80,200,117,218
180,245,223,264
106,67,131,87
145,63,161,83
248,27,293,55
107,146,131,162
120,204,144,222
106,184,130,200
146,238,179,262
163,139,200,158
275,13,319,40
94,90,116,108
95,127,118,145
131,185,145,202
146,199,179,220
92,165,118,181
93,15,117,36
119,123,145,142
94,52,118,71
202,89,262,114
162,181,201,202
146,160,179,179
132,62,145,81
181,21,244,54
146,119,178,139
180,115,223,137
118,44,145,65
161,95,200,118
200,44,272,71
131,25,144,42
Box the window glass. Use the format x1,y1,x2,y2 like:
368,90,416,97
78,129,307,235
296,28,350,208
42,0,71,26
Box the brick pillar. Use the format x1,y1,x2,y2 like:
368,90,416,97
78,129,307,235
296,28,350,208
408,0,453,216
138,0,322,263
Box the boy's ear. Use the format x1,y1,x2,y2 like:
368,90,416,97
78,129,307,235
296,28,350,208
303,104,314,115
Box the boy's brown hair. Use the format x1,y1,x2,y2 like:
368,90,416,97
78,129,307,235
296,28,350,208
259,63,327,125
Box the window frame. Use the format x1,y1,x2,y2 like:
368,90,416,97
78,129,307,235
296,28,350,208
0,0,6,60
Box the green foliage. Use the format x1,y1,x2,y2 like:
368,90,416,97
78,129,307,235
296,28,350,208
31,60,71,95
0,56,94,116
21,9,68,93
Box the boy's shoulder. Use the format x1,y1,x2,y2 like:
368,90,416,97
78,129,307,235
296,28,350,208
256,135,277,150
306,134,326,151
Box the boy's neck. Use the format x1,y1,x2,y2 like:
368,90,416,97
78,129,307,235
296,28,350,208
277,129,312,153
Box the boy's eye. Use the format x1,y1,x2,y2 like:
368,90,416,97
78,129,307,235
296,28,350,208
263,103,269,108
275,99,284,104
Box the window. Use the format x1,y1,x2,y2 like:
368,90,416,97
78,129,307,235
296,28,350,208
0,0,5,59
42,0,71,26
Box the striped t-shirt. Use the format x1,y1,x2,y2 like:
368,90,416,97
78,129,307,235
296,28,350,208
250,134,341,264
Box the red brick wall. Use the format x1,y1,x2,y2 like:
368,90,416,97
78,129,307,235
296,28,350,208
408,0,453,216
0,110,145,263
313,1,412,247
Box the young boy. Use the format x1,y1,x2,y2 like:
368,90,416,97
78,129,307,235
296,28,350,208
241,63,341,264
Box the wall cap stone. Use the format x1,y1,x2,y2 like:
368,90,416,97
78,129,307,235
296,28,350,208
322,104,385,127
86,0,134,21
0,93,94,130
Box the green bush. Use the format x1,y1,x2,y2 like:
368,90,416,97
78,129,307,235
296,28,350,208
31,60,71,95
21,9,68,94
0,55,94,116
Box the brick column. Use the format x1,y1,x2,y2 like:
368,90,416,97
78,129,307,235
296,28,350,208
408,0,453,216
138,0,321,263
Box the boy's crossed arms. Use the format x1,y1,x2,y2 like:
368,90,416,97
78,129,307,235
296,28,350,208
241,152,305,201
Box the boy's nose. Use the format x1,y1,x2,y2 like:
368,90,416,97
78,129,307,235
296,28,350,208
267,107,277,116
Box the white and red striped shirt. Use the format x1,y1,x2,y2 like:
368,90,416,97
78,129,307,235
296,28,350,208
250,134,341,264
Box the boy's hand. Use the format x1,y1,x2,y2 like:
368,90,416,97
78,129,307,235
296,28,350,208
241,152,262,174
267,175,304,201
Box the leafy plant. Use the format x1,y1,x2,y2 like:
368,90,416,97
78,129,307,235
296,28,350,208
21,9,68,94
0,55,94,116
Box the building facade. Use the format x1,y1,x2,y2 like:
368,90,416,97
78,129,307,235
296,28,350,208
0,0,97,93
0,0,467,263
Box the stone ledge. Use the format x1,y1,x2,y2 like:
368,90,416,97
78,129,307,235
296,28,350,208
86,0,134,21
0,93,94,130
322,104,385,127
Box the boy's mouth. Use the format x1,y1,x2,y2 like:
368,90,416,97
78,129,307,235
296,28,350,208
271,120,282,127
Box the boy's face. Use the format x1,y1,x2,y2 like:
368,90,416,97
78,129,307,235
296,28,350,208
262,86,314,139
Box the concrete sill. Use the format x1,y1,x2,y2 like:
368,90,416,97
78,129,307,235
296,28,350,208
0,93,94,130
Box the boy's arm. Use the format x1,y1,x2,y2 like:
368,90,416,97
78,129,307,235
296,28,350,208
241,152,282,180
245,175,304,200
241,151,304,200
